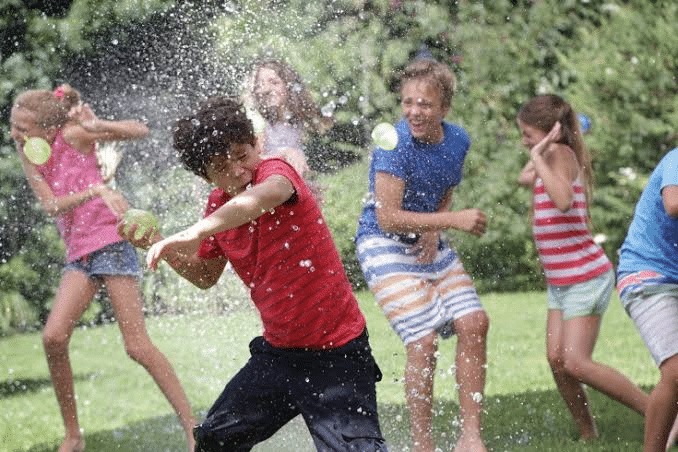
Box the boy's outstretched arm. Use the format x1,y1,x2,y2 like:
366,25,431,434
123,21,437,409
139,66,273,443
117,222,227,289
146,174,295,271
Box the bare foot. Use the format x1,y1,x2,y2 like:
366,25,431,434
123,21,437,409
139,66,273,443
58,436,85,452
453,432,487,452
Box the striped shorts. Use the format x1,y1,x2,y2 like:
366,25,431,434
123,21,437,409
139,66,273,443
356,235,484,345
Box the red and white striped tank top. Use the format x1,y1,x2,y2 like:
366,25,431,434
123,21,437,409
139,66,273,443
532,177,611,286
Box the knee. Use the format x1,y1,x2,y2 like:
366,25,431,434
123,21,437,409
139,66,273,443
124,340,156,365
42,327,70,354
659,357,678,388
194,424,219,452
562,354,586,380
456,310,489,340
546,348,565,373
194,423,236,452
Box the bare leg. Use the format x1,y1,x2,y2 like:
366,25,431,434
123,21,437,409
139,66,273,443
561,315,647,415
43,270,99,452
665,413,678,451
645,355,678,452
405,332,437,452
452,310,489,452
546,310,598,440
104,275,196,452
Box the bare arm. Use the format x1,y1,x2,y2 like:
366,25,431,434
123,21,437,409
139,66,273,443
413,188,455,263
63,103,149,154
517,159,537,186
118,223,228,289
528,122,578,212
374,172,486,236
19,149,127,217
531,145,578,212
146,174,295,272
662,185,678,217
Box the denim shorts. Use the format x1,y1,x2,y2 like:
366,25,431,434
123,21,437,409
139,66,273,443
63,241,141,280
547,269,614,320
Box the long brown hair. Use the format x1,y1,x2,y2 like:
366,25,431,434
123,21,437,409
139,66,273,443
13,90,69,129
518,94,593,209
246,58,332,133
54,83,82,111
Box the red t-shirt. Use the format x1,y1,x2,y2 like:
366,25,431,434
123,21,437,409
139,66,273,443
198,159,366,349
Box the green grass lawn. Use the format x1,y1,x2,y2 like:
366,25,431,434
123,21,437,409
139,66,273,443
0,287,666,452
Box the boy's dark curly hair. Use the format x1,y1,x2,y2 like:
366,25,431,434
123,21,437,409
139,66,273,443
173,96,255,179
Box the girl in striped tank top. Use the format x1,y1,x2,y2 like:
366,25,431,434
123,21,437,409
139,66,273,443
517,95,648,441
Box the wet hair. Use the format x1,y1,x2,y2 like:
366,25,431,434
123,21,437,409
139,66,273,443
12,90,69,129
400,58,457,109
54,84,82,111
518,94,594,210
247,57,331,132
173,96,255,179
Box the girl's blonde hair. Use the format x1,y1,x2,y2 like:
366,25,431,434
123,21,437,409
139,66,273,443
13,90,69,129
518,94,594,209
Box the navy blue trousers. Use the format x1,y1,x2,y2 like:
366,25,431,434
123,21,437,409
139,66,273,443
194,330,389,451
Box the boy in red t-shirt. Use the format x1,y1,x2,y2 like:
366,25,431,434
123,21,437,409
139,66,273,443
121,96,388,451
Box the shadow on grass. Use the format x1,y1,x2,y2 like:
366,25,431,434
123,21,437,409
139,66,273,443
0,373,95,399
23,387,651,452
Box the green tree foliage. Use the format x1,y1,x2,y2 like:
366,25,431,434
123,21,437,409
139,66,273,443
2,0,678,332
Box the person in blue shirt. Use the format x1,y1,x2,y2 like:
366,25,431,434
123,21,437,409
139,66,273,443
355,58,488,452
617,148,678,452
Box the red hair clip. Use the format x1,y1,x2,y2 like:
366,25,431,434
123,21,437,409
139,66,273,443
53,86,65,99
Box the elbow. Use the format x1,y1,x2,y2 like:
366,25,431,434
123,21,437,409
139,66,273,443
664,202,678,218
193,279,217,290
375,209,399,233
556,204,572,213
136,124,150,139
556,201,573,213
555,192,574,213
42,200,62,217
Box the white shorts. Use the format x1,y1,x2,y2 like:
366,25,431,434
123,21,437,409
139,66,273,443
624,285,678,366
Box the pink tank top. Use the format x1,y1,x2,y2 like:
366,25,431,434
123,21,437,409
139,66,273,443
532,177,611,286
35,130,122,262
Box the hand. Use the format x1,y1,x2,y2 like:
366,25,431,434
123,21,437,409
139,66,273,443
530,121,561,161
411,231,440,264
456,209,487,237
117,220,161,250
146,230,201,271
69,103,100,132
95,185,128,218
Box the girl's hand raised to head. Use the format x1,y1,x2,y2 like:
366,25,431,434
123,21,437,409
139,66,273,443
530,121,561,161
69,103,99,131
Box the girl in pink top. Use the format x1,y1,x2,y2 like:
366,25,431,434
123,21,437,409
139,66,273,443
517,94,648,441
10,87,195,452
